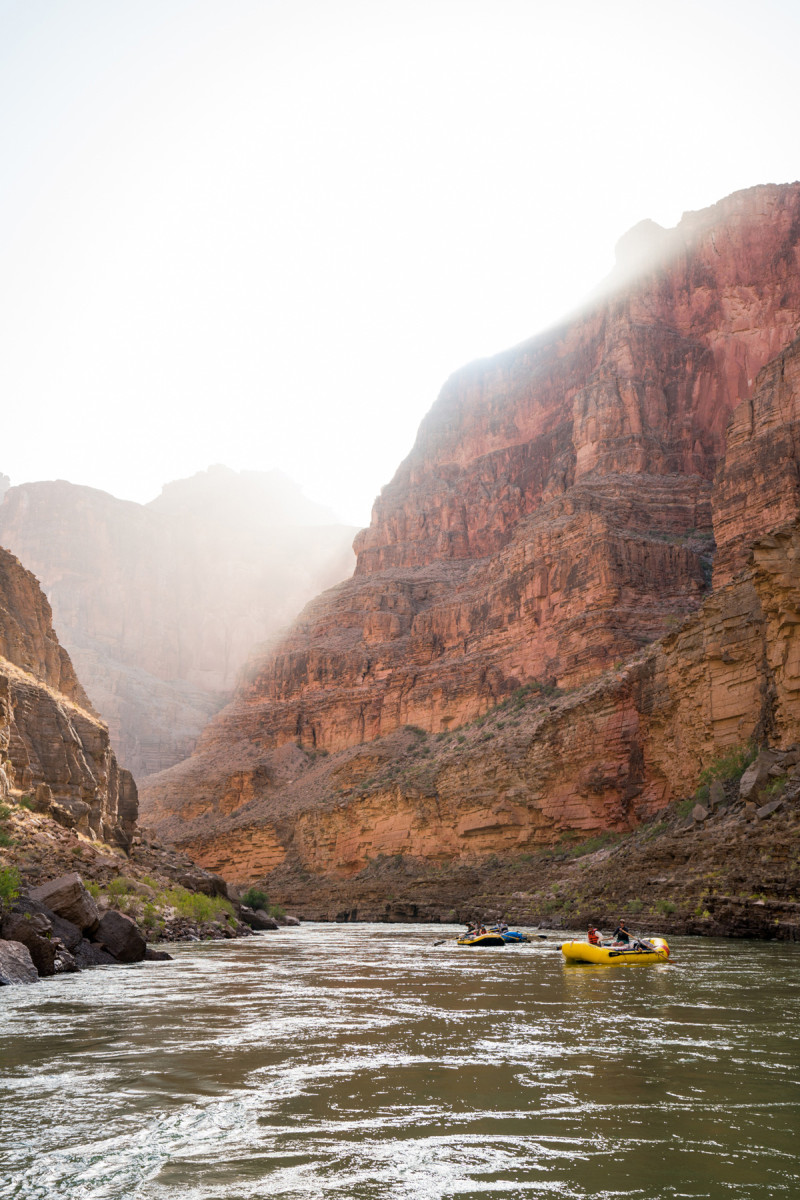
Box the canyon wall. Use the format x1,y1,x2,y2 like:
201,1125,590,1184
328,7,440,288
0,466,356,780
141,184,800,882
0,547,137,849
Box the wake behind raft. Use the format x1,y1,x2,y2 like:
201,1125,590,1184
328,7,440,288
561,936,670,965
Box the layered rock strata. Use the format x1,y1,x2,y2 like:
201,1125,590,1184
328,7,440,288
142,183,800,884
0,547,136,848
0,467,356,779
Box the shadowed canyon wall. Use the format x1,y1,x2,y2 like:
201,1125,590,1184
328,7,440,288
0,466,356,780
141,184,800,881
0,546,137,849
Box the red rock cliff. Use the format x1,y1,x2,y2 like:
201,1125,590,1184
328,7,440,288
141,183,800,878
0,547,137,849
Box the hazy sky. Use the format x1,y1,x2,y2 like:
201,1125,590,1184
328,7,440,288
2,0,799,526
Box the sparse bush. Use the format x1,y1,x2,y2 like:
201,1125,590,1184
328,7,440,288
0,804,11,821
107,877,134,898
404,725,426,739
698,743,756,789
0,865,21,907
17,795,34,810
164,886,235,925
85,880,101,898
628,899,645,914
140,902,165,934
0,831,14,848
655,899,676,914
566,832,620,858
241,887,270,911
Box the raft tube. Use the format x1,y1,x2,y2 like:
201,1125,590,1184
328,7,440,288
561,937,669,965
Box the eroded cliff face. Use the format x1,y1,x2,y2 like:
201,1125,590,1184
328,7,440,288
141,183,800,883
0,467,356,780
0,547,137,849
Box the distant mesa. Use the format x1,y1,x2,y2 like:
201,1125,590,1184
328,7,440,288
0,466,358,781
613,218,670,274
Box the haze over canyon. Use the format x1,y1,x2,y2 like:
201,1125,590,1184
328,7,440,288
2,182,800,929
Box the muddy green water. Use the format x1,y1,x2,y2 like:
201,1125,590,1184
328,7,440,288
1,925,799,1199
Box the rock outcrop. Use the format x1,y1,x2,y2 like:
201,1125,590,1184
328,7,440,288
0,466,356,780
0,548,137,849
141,183,800,892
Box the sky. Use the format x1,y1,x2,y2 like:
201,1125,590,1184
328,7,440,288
1,0,799,528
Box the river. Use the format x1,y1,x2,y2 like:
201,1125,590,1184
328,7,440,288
1,924,799,1199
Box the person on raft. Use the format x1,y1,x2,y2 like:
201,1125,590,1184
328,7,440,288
587,925,601,945
612,920,632,944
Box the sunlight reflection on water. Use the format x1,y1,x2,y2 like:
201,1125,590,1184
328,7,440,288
1,924,799,1198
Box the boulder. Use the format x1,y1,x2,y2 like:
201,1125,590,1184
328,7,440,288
48,913,83,952
0,940,39,985
0,911,57,976
94,910,147,963
240,906,279,930
709,780,726,810
283,915,301,926
253,909,280,930
739,750,785,800
74,938,117,968
756,797,785,820
53,946,79,973
692,804,708,823
177,870,229,899
144,947,173,961
29,874,99,933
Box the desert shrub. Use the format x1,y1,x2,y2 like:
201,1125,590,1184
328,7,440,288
269,903,286,919
17,795,35,810
84,880,101,898
0,831,14,848
0,865,21,907
628,899,645,914
566,832,620,858
139,902,165,934
676,798,695,818
164,886,235,924
107,877,135,898
763,775,786,799
241,887,270,911
698,743,756,789
655,899,676,914
0,804,11,822
404,725,426,739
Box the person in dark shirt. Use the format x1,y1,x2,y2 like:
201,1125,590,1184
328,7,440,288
613,920,631,944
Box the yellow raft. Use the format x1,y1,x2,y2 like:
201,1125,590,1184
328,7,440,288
561,937,670,966
456,931,506,947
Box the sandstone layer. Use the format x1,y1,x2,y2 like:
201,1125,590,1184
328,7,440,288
0,547,136,849
142,184,800,891
0,466,356,780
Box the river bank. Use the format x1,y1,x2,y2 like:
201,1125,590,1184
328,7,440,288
259,767,800,939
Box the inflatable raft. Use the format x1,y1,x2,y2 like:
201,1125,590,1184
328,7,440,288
456,931,507,947
561,937,670,965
